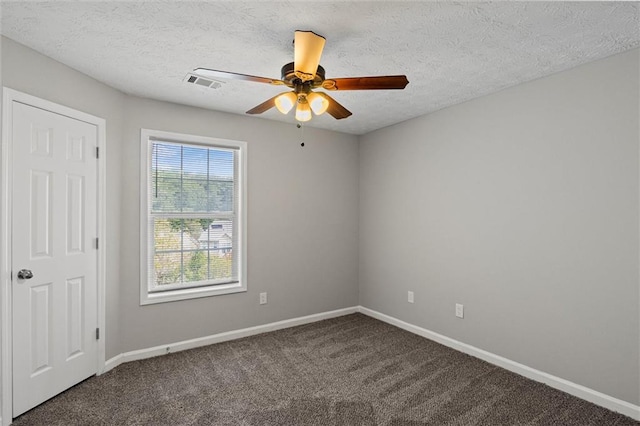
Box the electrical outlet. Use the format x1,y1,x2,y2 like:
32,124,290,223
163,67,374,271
455,303,464,318
259,292,267,305
408,291,414,303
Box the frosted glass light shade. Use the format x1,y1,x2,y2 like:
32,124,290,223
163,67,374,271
308,92,329,115
295,101,312,122
275,92,297,114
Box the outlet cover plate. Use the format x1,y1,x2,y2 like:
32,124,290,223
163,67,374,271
455,303,464,318
408,291,414,304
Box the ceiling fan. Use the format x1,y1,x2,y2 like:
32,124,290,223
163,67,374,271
191,30,409,122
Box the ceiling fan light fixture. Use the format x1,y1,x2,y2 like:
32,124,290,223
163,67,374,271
308,92,329,115
275,91,297,114
295,99,312,122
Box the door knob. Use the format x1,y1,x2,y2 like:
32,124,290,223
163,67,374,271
17,269,33,280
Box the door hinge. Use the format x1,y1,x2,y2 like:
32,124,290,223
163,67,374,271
96,328,100,340
95,237,99,249
96,147,99,159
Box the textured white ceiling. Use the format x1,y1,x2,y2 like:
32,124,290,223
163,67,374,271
2,1,638,135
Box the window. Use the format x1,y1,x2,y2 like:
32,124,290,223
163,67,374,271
140,129,247,304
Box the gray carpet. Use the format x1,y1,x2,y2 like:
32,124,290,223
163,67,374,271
13,313,638,425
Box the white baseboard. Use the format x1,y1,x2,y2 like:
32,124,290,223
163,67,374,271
103,306,358,373
357,306,640,421
103,353,123,373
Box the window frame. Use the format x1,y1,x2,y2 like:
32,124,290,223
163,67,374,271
139,128,247,305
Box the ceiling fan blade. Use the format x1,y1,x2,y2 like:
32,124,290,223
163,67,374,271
294,31,326,82
317,92,352,120
322,75,409,91
193,68,284,85
246,95,279,115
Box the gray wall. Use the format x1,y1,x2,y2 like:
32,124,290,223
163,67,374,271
359,48,640,405
118,96,359,351
1,36,125,358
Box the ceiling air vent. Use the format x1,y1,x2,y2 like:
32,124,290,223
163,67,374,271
184,73,223,89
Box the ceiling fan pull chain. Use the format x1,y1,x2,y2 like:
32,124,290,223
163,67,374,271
297,122,305,147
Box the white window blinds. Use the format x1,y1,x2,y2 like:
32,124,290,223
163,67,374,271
147,140,239,292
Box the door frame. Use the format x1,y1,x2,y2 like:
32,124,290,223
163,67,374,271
0,88,107,425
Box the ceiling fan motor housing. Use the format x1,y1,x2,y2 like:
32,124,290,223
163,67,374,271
281,62,326,89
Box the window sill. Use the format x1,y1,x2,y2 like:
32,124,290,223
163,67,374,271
140,282,246,305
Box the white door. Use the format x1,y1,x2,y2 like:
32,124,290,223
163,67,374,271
11,101,99,416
